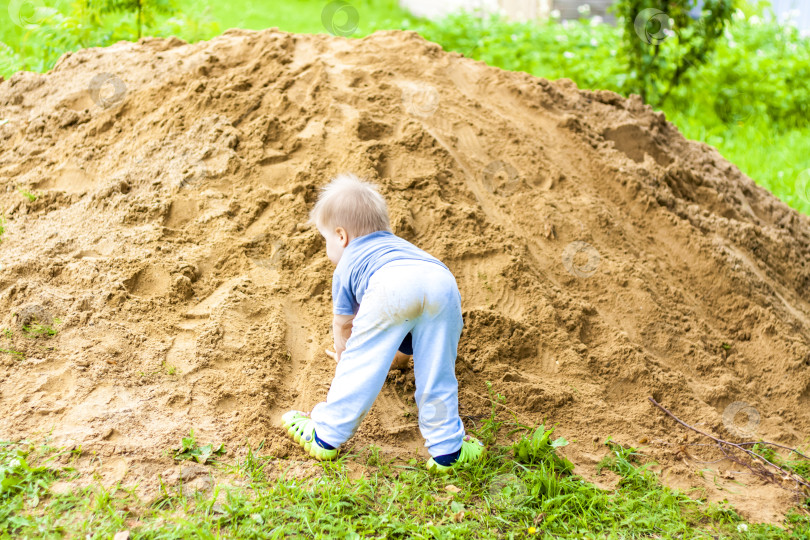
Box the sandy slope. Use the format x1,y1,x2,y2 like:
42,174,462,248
0,28,808,522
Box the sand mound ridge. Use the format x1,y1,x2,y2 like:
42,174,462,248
1,28,808,521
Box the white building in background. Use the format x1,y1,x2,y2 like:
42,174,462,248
399,0,808,31
398,0,496,20
770,0,810,33
397,0,613,22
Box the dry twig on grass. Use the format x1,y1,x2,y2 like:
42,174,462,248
648,396,810,504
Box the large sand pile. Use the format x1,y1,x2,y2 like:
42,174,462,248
1,28,808,521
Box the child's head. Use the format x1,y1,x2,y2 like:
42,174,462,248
310,173,391,264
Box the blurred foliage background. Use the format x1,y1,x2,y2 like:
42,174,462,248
1,0,808,215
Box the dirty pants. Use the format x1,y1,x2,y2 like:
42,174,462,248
310,260,465,457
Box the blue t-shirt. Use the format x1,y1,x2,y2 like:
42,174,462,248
332,231,448,315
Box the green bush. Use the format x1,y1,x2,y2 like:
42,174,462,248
613,0,735,105
666,10,810,128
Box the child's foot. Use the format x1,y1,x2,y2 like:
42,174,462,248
281,410,339,461
426,435,485,474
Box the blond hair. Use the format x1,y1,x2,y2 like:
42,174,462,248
309,173,391,237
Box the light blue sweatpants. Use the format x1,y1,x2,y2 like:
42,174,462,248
310,259,466,457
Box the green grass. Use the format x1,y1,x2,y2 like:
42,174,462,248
173,429,226,464
1,395,808,538
751,443,810,485
20,317,61,338
17,188,37,202
185,0,412,35
0,347,24,360
0,327,24,360
0,317,61,361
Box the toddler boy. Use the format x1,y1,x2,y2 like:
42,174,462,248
281,173,484,472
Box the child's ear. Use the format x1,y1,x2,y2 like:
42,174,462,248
336,226,349,247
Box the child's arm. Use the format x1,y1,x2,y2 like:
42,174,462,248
331,313,355,362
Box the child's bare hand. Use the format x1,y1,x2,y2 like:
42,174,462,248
325,348,339,362
390,350,411,370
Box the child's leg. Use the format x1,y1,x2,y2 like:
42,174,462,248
310,266,415,448
410,266,466,458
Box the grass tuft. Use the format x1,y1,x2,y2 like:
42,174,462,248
17,188,37,202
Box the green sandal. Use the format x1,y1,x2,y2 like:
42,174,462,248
427,435,486,474
281,410,339,461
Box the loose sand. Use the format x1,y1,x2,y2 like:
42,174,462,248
1,28,808,523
